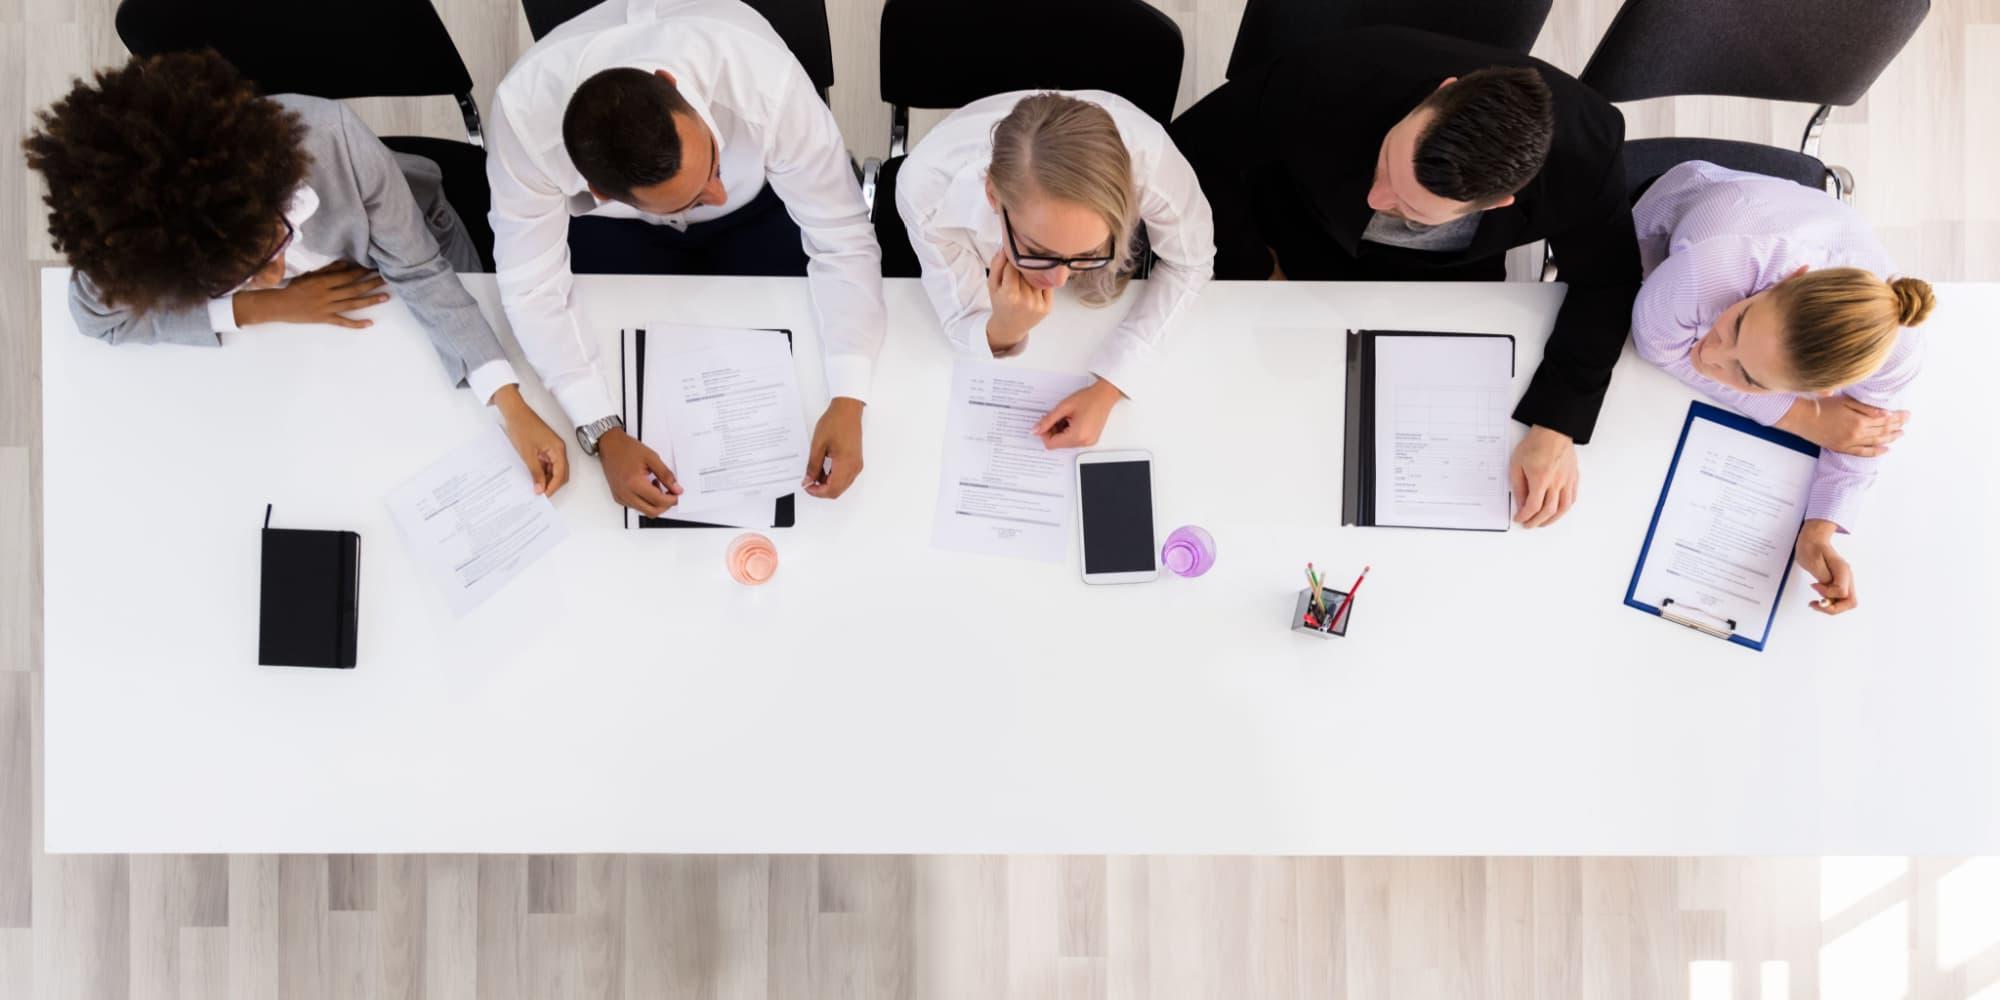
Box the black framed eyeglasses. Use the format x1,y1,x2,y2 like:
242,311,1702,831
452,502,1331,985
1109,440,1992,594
1001,208,1115,271
209,216,295,298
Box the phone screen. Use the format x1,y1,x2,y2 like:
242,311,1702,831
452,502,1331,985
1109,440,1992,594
1078,460,1156,575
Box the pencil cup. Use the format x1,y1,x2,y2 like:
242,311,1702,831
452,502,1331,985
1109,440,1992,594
1161,525,1217,578
1291,588,1353,639
726,533,778,586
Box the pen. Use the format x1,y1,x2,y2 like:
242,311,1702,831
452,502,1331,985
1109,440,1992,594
1305,564,1324,614
1329,565,1370,633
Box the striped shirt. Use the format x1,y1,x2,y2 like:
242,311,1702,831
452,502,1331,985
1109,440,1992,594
1630,161,1924,533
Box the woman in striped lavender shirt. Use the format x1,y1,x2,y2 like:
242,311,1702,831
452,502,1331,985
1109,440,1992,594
1630,160,1937,617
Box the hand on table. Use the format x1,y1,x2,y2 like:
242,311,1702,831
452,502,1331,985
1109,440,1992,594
234,261,387,329
1794,519,1858,615
985,250,1050,355
802,396,865,499
1508,425,1579,528
1033,378,1125,450
597,428,681,516
491,385,569,497
1777,396,1908,457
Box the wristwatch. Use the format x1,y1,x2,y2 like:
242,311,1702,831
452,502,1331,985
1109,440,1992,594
575,414,624,456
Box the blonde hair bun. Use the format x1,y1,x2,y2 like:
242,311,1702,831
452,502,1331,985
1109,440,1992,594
1890,276,1936,327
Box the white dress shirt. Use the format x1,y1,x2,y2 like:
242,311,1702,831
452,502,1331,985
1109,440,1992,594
893,89,1215,399
487,0,885,427
208,185,520,405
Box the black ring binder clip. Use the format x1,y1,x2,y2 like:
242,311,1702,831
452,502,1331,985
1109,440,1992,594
1659,598,1736,641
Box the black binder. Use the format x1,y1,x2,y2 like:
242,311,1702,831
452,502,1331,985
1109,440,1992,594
1340,328,1515,530
618,327,798,530
257,505,359,668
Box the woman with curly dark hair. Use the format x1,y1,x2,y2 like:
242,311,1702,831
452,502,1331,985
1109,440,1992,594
23,50,570,495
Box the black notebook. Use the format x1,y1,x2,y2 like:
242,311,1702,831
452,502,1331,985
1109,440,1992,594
1340,329,1515,532
618,326,798,530
258,506,360,668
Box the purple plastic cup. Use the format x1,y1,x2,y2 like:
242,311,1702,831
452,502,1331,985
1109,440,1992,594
1161,525,1216,578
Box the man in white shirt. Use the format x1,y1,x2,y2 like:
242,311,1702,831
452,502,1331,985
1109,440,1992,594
487,0,885,515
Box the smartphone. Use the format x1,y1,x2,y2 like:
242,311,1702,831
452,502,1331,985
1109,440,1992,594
1075,449,1158,584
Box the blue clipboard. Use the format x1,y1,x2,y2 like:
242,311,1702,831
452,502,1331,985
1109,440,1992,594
1624,401,1819,651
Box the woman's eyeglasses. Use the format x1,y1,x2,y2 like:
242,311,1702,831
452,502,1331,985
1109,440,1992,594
208,217,295,298
1002,208,1115,271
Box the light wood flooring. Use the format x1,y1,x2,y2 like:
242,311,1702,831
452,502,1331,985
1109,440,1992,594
3,0,1997,996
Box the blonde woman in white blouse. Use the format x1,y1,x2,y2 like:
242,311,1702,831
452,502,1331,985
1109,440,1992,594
895,90,1216,447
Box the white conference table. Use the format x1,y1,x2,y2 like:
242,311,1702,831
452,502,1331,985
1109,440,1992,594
39,268,2000,854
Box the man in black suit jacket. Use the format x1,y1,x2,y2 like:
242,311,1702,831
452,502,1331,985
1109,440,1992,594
1173,26,1641,529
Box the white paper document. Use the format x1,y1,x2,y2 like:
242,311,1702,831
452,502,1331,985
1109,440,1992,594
1373,334,1513,530
1631,415,1817,641
637,326,806,520
385,427,569,616
932,360,1092,562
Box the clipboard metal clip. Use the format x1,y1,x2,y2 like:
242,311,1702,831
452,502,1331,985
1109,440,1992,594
1659,598,1737,641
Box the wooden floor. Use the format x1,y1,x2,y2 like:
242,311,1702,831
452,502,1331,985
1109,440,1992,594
2,0,1997,996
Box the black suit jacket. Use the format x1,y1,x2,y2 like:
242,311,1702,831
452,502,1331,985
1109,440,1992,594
1173,26,1641,444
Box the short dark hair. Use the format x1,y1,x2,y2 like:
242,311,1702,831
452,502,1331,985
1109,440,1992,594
21,50,309,312
1411,66,1554,204
562,68,695,201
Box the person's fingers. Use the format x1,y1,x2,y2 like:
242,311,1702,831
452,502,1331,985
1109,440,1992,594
625,474,672,515
1032,402,1072,438
1042,425,1084,449
1845,399,1887,418
1827,555,1854,600
327,314,371,330
333,291,391,310
1551,480,1576,523
1527,482,1561,528
333,270,386,292
1508,463,1529,521
1514,471,1548,526
641,448,682,495
812,452,862,498
802,436,832,488
1521,481,1552,527
546,444,569,495
523,446,549,494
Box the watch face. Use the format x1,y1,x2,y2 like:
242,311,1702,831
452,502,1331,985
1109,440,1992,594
576,425,597,455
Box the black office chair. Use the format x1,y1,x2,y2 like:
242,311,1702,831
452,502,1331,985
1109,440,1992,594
1580,0,1929,201
115,0,498,270
1225,0,1554,81
863,0,1185,277
520,0,836,100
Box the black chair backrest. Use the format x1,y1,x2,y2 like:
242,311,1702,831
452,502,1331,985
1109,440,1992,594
116,0,473,100
1580,0,1928,105
880,0,1184,123
1227,0,1553,80
521,0,837,95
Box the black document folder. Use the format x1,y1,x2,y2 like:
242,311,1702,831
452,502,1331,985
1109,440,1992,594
618,327,798,530
1340,328,1516,531
257,506,359,668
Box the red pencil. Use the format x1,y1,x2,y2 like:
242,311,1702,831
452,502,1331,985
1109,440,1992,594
1328,565,1370,632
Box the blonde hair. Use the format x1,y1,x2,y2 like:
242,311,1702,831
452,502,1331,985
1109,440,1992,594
986,93,1139,307
1771,268,1936,392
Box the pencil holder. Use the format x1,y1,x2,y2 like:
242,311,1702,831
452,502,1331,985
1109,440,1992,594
1291,588,1353,639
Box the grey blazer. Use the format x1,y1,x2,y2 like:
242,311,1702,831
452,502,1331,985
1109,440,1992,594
67,94,506,389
